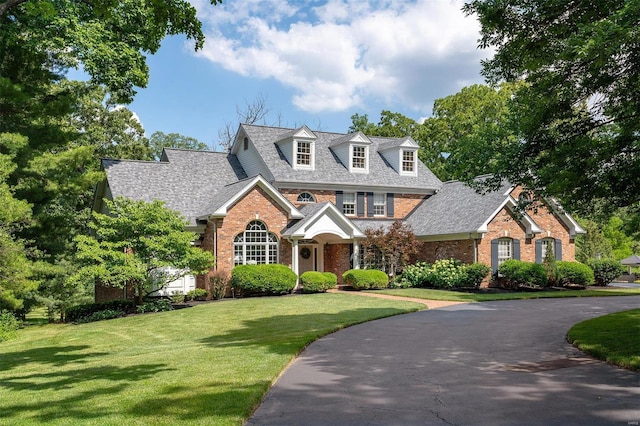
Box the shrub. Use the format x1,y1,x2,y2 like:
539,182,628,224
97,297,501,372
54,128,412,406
588,259,626,286
461,263,491,288
300,271,337,293
231,264,297,296
171,291,185,304
342,269,389,290
428,259,468,289
209,271,230,300
498,260,548,289
556,261,594,286
397,261,431,287
0,311,19,342
76,309,125,323
65,300,135,323
186,288,208,301
136,299,173,314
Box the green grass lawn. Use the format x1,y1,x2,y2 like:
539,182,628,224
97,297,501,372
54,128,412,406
369,286,640,302
568,309,640,370
0,294,422,426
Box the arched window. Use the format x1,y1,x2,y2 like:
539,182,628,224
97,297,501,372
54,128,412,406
233,221,279,266
297,192,315,203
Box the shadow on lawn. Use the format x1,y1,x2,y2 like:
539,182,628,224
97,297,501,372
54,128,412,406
0,345,106,371
198,307,412,355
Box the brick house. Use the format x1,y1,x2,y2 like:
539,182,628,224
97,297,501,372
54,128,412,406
93,124,584,300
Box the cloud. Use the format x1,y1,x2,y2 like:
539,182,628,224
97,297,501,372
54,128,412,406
192,0,490,114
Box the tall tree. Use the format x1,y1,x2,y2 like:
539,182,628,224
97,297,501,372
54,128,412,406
463,0,639,214
149,131,209,160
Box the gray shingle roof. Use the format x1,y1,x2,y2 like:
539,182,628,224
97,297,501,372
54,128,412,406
406,179,513,236
241,124,442,191
281,203,330,237
102,149,246,226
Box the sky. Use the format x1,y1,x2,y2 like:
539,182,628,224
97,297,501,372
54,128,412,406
125,0,492,151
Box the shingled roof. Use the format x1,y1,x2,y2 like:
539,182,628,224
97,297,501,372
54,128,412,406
239,124,443,192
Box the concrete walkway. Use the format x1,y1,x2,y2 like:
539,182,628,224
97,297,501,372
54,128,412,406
248,296,640,426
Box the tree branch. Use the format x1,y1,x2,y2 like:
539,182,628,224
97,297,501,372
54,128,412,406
0,0,28,17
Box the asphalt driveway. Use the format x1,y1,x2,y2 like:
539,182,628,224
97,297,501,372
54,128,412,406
248,296,640,426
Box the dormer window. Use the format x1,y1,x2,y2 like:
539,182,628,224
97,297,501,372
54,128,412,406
350,145,368,173
295,140,314,169
400,149,417,176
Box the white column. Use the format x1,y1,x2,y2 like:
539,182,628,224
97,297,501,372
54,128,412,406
318,242,325,272
292,239,300,288
353,241,360,269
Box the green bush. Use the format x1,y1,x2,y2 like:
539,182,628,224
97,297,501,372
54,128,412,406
588,259,626,286
427,259,468,289
342,269,389,290
65,300,135,323
209,271,230,300
76,309,125,323
0,310,19,342
136,299,174,314
171,291,185,304
399,260,490,289
556,261,594,286
398,261,431,287
231,264,297,296
186,288,208,301
462,263,491,288
498,260,548,289
300,271,337,293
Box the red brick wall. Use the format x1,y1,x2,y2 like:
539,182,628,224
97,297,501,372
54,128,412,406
416,240,476,264
324,243,352,284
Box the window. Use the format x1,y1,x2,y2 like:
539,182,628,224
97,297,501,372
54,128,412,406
342,192,356,215
541,238,554,260
498,238,513,265
296,141,311,166
297,192,315,203
360,245,387,272
243,137,248,151
352,146,367,170
402,150,415,173
234,221,279,266
373,193,386,216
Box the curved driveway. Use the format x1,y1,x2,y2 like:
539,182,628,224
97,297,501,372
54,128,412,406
248,296,640,425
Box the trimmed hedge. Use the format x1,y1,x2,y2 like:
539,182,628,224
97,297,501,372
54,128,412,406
556,261,594,286
343,269,389,290
65,300,135,323
588,259,626,286
498,260,548,289
231,264,297,296
300,271,337,293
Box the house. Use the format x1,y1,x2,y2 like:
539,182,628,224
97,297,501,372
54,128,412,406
92,124,585,301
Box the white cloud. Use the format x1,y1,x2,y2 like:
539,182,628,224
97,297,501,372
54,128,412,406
193,0,490,114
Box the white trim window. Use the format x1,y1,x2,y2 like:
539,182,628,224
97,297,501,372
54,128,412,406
234,221,279,266
541,237,554,260
351,145,367,171
402,150,415,173
498,238,513,265
297,192,315,203
342,192,356,216
295,140,313,168
373,193,386,216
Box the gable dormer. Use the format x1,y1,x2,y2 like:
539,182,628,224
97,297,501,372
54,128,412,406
275,125,317,171
378,136,419,177
330,131,372,174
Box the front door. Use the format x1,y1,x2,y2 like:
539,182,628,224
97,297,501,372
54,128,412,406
299,245,315,275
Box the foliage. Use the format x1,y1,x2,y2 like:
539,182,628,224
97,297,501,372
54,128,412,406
185,288,208,302
342,269,389,290
498,260,548,289
463,263,492,288
135,299,173,314
588,260,626,287
360,221,420,277
601,216,635,260
0,310,20,342
300,271,337,293
170,291,185,304
149,131,209,160
230,264,297,296
65,299,134,323
575,218,613,263
209,271,230,300
463,0,639,214
399,260,490,289
73,197,214,304
555,261,595,286
542,245,559,285
76,309,126,323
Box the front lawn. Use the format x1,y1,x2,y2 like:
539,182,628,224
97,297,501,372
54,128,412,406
0,294,422,425
369,286,640,302
568,309,640,370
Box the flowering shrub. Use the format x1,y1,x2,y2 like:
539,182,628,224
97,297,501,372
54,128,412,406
399,260,490,289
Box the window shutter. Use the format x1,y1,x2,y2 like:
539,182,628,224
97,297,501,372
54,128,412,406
535,239,542,263
366,192,374,217
513,239,521,260
386,193,394,217
336,191,343,211
554,239,563,261
357,192,365,217
491,239,500,277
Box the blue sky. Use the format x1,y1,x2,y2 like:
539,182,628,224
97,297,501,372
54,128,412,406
125,0,491,151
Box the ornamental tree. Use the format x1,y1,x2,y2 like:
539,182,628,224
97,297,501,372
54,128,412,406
73,197,214,304
360,221,420,277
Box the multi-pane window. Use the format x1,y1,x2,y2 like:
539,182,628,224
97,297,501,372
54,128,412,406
541,238,554,260
234,221,279,266
352,146,367,169
402,150,415,173
297,192,315,203
360,245,386,272
373,193,386,216
296,141,311,166
498,238,513,265
342,192,356,215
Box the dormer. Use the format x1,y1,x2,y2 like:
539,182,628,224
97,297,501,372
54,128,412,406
378,137,419,177
275,125,317,171
330,131,372,174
